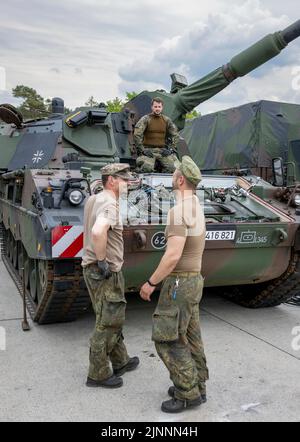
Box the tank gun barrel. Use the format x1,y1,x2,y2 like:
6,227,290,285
173,20,300,116
281,19,300,44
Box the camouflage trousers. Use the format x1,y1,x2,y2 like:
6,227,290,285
83,265,130,381
136,147,177,173
152,273,209,401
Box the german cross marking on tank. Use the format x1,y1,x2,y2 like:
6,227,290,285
32,150,45,164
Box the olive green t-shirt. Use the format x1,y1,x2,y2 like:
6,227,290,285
81,190,124,272
165,195,206,272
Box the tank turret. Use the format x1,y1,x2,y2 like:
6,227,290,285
127,20,300,130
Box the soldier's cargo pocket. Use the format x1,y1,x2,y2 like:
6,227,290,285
101,299,126,328
152,307,179,342
101,291,127,328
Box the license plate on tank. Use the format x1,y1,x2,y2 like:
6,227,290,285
206,231,236,241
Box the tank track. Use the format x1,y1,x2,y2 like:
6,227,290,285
222,252,300,308
0,223,91,324
286,294,300,306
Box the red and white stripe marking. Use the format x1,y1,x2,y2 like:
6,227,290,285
51,226,84,259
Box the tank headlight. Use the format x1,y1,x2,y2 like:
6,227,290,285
294,194,300,207
68,189,84,206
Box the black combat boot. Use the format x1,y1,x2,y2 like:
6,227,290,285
168,386,207,403
86,375,123,389
113,356,140,377
161,397,202,414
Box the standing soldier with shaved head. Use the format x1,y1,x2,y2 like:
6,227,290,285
82,163,139,389
134,98,179,173
140,156,209,413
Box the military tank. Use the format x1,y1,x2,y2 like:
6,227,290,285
1,21,300,323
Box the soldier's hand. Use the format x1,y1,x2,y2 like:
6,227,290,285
161,148,176,157
140,282,155,302
142,149,154,158
136,146,143,156
97,260,112,280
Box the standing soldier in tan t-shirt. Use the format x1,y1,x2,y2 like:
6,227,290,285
82,164,139,389
140,156,209,413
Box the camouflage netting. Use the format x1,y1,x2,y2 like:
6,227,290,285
182,100,300,174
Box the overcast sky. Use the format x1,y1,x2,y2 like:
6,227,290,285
0,0,300,114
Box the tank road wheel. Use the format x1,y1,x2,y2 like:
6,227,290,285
23,255,31,290
17,244,24,277
23,254,41,304
29,265,38,302
223,253,300,308
24,255,37,297
7,231,13,262
5,230,10,259
29,270,36,300
9,233,14,263
37,260,49,303
28,260,43,303
12,240,18,270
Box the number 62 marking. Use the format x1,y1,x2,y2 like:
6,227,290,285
151,232,166,250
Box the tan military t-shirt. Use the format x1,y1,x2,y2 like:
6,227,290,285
81,190,124,272
165,195,206,272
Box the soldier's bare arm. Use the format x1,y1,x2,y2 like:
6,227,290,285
91,217,111,261
140,236,186,301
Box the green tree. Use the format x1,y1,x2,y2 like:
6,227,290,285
105,92,138,112
186,109,200,119
12,85,49,119
106,97,124,113
85,96,99,107
125,91,138,101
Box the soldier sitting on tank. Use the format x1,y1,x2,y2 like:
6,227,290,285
134,97,179,173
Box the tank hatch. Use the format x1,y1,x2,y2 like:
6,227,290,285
0,104,23,128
